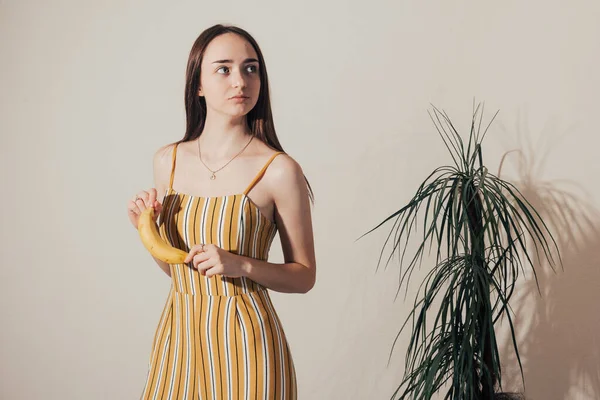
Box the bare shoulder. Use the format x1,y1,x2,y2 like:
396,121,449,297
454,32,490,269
154,143,176,166
153,143,177,191
268,152,303,179
264,151,307,198
249,138,304,184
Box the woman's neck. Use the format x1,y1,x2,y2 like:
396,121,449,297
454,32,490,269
199,114,252,160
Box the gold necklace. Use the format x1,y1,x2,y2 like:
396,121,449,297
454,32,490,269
197,135,254,180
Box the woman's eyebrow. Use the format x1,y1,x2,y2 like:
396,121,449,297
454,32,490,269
211,58,259,64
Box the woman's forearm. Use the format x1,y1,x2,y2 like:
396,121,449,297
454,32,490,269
151,250,313,289
240,256,315,294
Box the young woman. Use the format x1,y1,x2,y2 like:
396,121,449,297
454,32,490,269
127,24,316,399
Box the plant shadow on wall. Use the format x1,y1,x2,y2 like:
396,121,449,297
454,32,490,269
494,112,600,400
359,101,561,400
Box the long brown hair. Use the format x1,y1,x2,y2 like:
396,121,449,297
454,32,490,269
176,24,314,203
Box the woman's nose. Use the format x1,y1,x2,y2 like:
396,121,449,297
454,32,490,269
231,71,246,88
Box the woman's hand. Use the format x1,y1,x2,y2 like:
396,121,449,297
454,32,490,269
127,188,163,229
184,244,248,278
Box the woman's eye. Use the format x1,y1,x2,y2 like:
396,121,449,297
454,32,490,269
217,66,229,74
246,65,258,73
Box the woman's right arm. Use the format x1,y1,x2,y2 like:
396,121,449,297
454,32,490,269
127,145,174,277
150,145,174,277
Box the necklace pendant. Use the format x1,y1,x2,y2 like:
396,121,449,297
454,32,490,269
210,172,216,180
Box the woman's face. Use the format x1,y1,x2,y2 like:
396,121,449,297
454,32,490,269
199,33,261,119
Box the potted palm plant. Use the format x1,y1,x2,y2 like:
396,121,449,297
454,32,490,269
361,101,561,400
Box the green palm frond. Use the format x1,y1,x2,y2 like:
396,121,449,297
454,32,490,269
361,101,561,400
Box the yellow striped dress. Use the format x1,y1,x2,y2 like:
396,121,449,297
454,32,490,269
140,144,297,400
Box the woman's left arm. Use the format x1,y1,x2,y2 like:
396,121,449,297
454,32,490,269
185,154,316,293
240,154,316,293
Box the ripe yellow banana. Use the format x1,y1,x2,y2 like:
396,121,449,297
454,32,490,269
138,207,188,264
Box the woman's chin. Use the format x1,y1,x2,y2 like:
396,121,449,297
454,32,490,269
225,105,254,118
208,103,256,119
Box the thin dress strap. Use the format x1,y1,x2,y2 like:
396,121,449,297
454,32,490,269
243,152,285,195
168,143,179,190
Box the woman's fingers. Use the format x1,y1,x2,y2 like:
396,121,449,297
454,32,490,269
148,188,158,207
128,203,139,215
128,189,158,228
180,244,216,276
135,191,150,209
134,200,145,213
197,259,216,276
184,244,207,264
184,246,199,264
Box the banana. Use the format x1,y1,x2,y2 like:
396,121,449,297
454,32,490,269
137,207,188,264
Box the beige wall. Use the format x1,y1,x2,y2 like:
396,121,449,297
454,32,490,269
2,0,599,399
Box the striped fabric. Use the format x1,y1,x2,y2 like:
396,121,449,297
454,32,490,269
140,144,297,400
